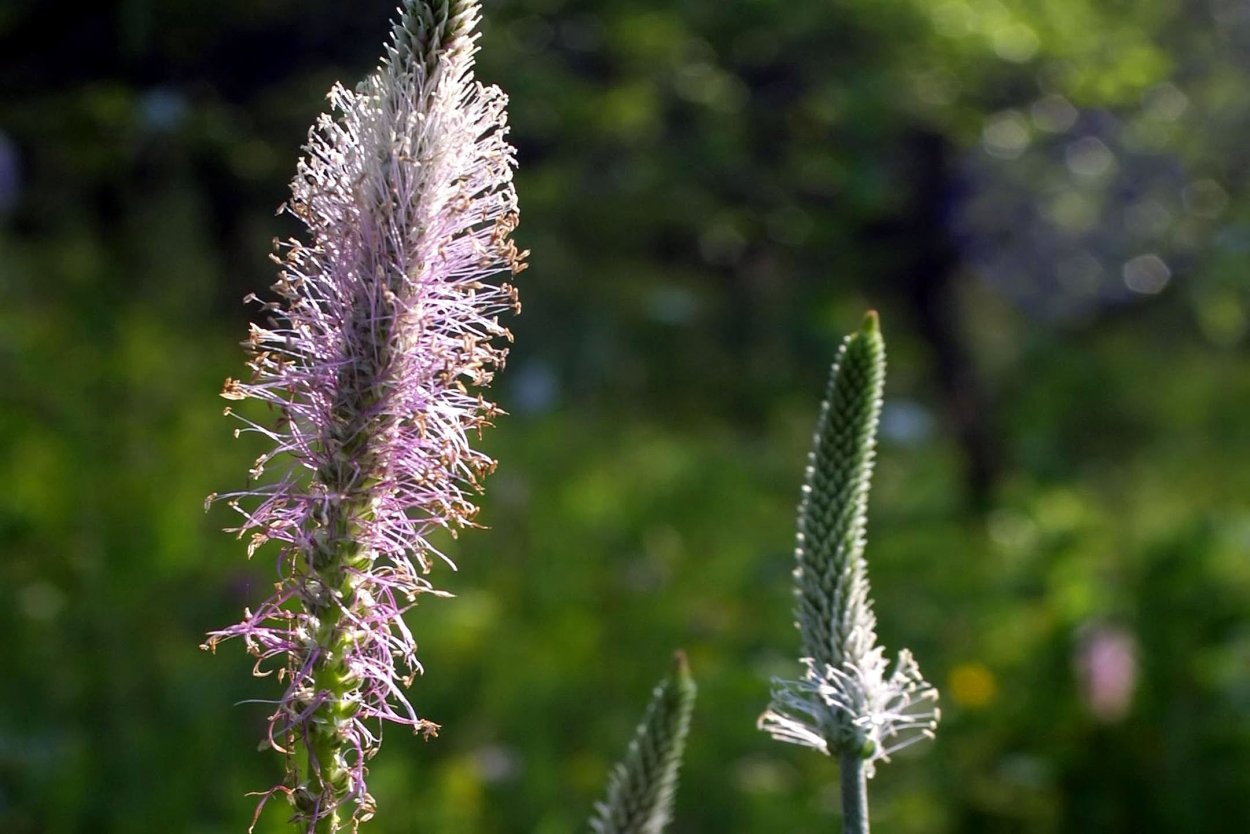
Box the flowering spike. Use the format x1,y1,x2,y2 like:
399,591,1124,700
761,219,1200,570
759,313,939,779
590,652,698,834
202,1,523,830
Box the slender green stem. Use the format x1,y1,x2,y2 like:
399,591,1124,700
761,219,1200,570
312,808,340,834
838,750,869,834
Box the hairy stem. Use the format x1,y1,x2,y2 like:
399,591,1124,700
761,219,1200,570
839,750,869,834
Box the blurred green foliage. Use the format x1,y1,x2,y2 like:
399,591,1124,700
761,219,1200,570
4,0,1250,832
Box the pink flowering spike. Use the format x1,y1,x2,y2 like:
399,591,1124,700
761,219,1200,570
202,1,524,831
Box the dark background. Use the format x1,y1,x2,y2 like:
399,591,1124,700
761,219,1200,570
4,0,1250,831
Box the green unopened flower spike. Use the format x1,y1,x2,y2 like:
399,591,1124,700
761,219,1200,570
759,312,939,832
590,652,697,834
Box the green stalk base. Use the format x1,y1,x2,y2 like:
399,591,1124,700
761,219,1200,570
838,750,869,834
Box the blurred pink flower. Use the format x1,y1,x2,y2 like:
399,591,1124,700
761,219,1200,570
1075,624,1138,723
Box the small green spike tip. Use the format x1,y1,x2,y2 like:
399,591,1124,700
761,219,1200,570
672,649,690,680
589,651,698,834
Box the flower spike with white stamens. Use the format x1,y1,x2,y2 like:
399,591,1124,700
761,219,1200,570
202,2,525,830
759,312,938,805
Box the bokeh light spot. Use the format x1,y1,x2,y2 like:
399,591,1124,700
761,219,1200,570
1065,136,1115,178
913,68,960,106
1046,190,1099,235
1142,82,1189,121
19,582,65,622
992,22,1040,63
1030,94,1079,133
1123,253,1171,294
1184,179,1229,218
983,111,1031,159
931,1,974,38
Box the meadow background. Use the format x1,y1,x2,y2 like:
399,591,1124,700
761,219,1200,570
4,0,1250,831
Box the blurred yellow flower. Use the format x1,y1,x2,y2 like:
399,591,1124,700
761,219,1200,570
948,662,998,709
